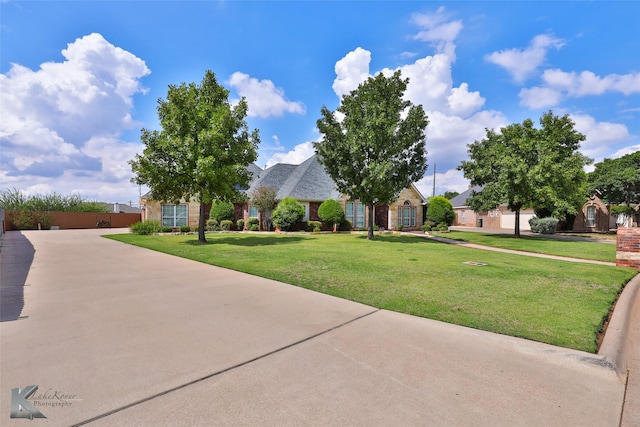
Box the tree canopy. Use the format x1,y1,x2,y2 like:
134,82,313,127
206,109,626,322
427,196,455,226
458,111,591,237
318,199,345,232
272,197,304,231
129,70,259,242
587,151,640,206
314,70,429,240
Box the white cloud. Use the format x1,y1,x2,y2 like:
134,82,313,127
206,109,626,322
265,141,316,168
518,86,564,109
610,144,640,158
447,83,485,117
411,7,463,60
332,47,371,97
485,34,564,83
228,72,305,118
541,69,640,96
415,168,470,198
0,33,150,202
572,113,634,160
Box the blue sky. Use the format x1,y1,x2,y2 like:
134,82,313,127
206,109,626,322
2,1,639,205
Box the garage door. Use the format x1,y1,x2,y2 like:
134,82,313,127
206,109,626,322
501,211,535,231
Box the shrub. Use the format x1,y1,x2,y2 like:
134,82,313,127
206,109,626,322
11,210,36,229
206,219,219,231
179,225,191,233
421,224,432,232
247,218,259,230
272,197,304,231
318,199,345,232
162,226,173,233
396,224,404,231
373,224,380,231
10,210,55,230
236,219,245,230
130,220,162,235
307,220,322,232
427,196,455,226
437,223,449,232
220,220,233,231
209,200,235,223
339,220,352,231
529,217,559,234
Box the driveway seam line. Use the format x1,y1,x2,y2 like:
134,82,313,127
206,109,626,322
70,308,381,426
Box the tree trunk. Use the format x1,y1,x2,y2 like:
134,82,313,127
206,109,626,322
367,202,375,240
514,208,521,238
198,201,207,243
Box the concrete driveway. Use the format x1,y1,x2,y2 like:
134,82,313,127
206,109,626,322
0,229,631,426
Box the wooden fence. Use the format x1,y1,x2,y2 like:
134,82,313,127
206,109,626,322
4,211,141,231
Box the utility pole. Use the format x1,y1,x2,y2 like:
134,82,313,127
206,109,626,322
432,162,436,198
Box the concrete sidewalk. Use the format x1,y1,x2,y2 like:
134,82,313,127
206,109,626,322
0,229,637,426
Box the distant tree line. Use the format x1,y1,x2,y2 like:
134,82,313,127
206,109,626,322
0,188,111,212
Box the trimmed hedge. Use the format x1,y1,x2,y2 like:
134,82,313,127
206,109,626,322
529,217,559,234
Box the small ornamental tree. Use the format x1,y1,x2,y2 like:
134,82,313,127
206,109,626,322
427,196,455,226
318,199,345,232
272,197,304,231
209,200,235,223
250,185,278,231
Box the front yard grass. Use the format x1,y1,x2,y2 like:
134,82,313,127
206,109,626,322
445,231,616,262
106,232,637,353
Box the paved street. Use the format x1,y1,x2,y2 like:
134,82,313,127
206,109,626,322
0,229,637,426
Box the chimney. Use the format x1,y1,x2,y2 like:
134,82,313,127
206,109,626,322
114,202,120,213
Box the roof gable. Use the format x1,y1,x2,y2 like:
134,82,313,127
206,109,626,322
449,185,483,208
247,155,340,201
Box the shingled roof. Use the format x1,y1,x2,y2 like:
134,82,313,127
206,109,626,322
247,155,340,201
449,185,483,208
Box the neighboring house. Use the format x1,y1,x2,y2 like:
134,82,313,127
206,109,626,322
572,196,617,232
141,154,426,230
450,186,535,231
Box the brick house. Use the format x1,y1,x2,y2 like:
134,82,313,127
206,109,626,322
449,186,535,231
141,155,426,231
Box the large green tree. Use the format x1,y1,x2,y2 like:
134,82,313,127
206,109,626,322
130,70,259,243
458,111,591,237
314,71,429,240
587,151,640,206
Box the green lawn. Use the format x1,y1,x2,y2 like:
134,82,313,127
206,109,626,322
444,231,616,262
105,232,637,353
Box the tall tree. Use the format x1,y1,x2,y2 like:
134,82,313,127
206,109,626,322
130,70,259,243
587,151,640,206
458,111,590,237
314,71,429,240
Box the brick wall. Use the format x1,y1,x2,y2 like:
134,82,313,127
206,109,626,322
617,227,640,270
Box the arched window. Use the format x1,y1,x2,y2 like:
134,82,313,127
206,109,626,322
398,201,416,227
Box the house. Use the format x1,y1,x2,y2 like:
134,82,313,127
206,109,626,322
140,154,426,231
450,186,535,231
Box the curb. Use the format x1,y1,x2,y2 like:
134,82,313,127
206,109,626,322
599,273,640,376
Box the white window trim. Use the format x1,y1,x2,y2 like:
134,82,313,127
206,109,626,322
161,204,188,228
301,202,310,222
